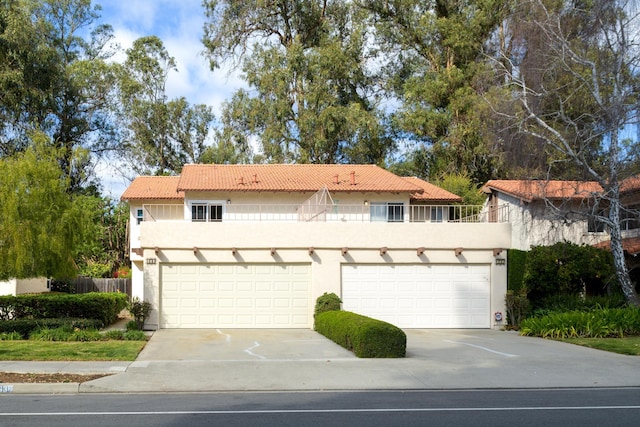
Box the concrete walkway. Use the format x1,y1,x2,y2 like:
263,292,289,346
2,329,640,394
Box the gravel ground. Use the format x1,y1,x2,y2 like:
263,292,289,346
0,372,110,383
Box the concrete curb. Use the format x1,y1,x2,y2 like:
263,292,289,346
1,382,80,394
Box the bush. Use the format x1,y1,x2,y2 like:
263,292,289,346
532,294,627,317
128,297,152,330
30,326,73,341
0,318,103,339
507,249,527,291
0,292,128,325
520,306,640,338
123,330,146,341
314,292,342,317
68,328,102,342
0,331,22,340
315,311,406,358
126,320,139,331
523,242,616,309
505,288,530,329
103,329,125,340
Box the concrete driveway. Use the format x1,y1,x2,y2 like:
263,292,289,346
80,328,640,393
135,328,355,361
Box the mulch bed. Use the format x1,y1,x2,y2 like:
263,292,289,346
0,372,110,383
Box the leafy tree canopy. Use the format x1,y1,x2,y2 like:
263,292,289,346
0,135,84,280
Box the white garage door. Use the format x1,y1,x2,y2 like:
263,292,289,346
161,264,310,328
342,264,491,328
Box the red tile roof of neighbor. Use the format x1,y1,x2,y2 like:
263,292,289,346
175,164,425,194
621,175,640,193
483,180,603,202
121,176,183,200
594,237,640,255
402,177,463,202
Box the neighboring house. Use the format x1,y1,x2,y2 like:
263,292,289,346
0,278,50,296
122,164,511,330
482,180,608,250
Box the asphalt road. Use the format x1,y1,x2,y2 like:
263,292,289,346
2,388,640,426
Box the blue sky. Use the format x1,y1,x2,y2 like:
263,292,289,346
95,0,245,198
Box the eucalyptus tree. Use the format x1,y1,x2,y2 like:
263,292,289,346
492,0,640,305
0,0,120,192
202,0,392,164
361,0,510,183
118,36,214,175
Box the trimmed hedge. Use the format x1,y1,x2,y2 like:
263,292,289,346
315,310,406,358
0,318,104,339
0,292,128,325
314,292,342,317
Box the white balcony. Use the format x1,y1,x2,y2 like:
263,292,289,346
142,203,509,224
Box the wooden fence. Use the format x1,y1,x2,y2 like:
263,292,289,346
74,278,132,298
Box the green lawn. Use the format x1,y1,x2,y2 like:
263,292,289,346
0,340,146,361
559,336,640,356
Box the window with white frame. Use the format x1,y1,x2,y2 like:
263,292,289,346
191,202,224,222
370,202,405,222
136,208,144,225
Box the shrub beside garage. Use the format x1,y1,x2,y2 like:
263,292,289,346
0,292,128,337
315,310,407,358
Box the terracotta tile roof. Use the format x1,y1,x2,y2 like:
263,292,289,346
483,180,602,202
593,237,640,255
402,177,463,202
121,176,183,200
176,164,424,194
621,175,640,194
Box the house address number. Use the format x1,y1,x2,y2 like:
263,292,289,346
495,258,506,266
146,258,157,265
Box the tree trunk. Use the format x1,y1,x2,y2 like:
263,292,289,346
609,198,640,306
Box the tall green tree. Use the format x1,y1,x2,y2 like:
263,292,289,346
118,36,214,175
202,0,393,164
491,0,640,305
0,137,84,279
0,0,120,192
362,0,510,183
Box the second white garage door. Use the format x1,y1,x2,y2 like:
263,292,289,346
342,264,491,328
160,263,310,328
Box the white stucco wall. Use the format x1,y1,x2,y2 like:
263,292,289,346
495,193,607,250
137,221,511,330
0,278,49,296
0,279,17,296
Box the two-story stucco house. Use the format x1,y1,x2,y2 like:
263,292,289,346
482,180,608,250
122,164,511,330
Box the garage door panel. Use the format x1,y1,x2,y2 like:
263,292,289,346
161,263,310,328
342,264,490,328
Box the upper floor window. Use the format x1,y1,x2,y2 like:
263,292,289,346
191,203,223,222
370,202,404,222
136,209,144,225
621,205,640,231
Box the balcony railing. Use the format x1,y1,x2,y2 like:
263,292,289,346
142,203,509,224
